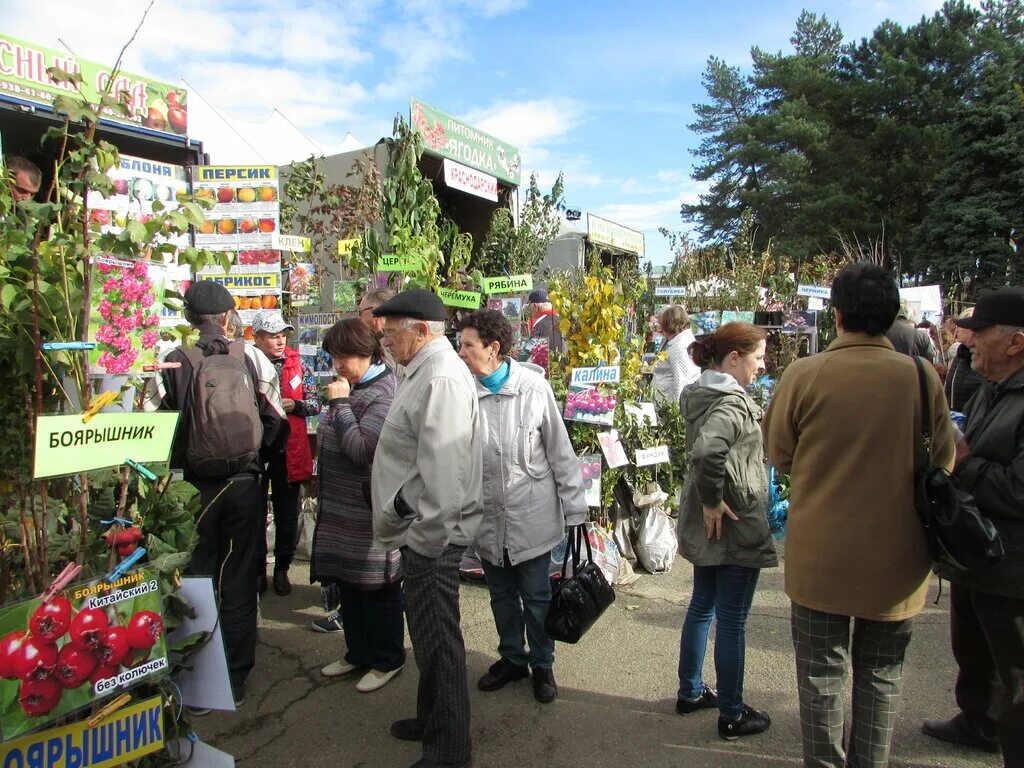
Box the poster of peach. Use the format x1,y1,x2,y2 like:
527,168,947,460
87,257,166,375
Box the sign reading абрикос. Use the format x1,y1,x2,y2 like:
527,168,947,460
411,98,522,185
33,412,179,479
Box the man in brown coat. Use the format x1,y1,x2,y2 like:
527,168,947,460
763,263,956,768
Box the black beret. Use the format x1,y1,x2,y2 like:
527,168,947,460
372,289,447,321
184,280,235,314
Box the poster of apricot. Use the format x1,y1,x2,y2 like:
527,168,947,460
0,568,168,741
87,257,165,375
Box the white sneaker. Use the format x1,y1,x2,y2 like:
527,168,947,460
321,660,361,677
355,666,403,693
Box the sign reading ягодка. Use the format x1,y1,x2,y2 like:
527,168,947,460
482,275,533,295
33,412,180,479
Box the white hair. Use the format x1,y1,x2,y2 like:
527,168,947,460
396,317,446,336
996,324,1024,337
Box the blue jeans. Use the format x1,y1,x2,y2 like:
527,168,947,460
677,564,761,719
480,551,555,669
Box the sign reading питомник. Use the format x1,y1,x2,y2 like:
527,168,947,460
33,412,180,479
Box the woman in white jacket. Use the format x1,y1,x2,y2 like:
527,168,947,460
652,304,701,406
457,309,588,705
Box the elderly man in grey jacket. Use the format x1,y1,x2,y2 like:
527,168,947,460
371,289,482,768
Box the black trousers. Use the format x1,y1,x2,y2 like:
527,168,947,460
332,579,405,672
951,583,1024,765
262,454,300,571
403,545,470,764
188,472,262,697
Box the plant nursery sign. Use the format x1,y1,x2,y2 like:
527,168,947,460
0,33,187,137
376,254,422,272
33,412,179,479
0,568,168,741
570,366,621,386
0,695,164,765
482,275,533,295
437,288,481,310
411,98,522,185
796,284,830,300
271,233,311,252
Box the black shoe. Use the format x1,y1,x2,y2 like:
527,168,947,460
477,658,529,692
257,572,268,596
922,715,1000,753
719,705,770,740
391,718,424,742
532,667,557,703
408,759,472,768
676,685,719,715
272,568,291,596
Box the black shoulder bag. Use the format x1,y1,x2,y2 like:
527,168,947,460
545,525,616,644
912,357,1003,572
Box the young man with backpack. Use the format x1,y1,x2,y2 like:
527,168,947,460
148,281,289,705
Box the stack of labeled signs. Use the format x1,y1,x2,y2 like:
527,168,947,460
193,165,281,336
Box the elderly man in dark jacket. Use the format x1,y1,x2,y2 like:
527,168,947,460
923,287,1024,766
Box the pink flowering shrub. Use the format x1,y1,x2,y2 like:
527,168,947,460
93,259,160,374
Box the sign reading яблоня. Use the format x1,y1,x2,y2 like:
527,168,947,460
33,412,180,479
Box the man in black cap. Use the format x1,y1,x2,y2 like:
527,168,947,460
147,280,289,707
923,287,1024,764
370,289,481,768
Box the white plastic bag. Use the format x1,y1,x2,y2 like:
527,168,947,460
293,496,317,561
636,506,676,573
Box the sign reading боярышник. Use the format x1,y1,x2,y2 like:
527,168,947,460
411,98,521,186
587,214,645,256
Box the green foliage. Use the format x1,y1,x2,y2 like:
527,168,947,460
681,0,1024,297
477,173,564,276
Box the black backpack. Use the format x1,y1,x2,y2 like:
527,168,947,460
181,341,262,481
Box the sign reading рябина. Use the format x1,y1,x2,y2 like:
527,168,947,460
33,412,179,479
0,695,164,767
377,254,423,272
411,98,522,186
482,274,533,295
570,366,622,386
0,34,187,137
437,288,482,310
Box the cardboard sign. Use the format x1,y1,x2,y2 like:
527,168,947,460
624,401,658,427
598,431,629,469
482,274,533,295
635,445,670,466
271,233,311,252
0,568,169,740
0,696,164,767
376,254,422,272
570,366,621,386
808,297,825,311
168,578,236,712
33,412,179,479
437,288,481,310
578,454,603,508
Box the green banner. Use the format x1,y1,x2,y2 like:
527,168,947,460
33,412,180,479
437,288,482,309
482,274,533,295
377,254,423,272
0,34,187,136
411,98,521,186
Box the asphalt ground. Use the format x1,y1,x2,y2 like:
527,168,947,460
200,544,1002,768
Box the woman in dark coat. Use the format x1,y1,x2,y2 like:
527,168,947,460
945,312,984,412
311,318,403,693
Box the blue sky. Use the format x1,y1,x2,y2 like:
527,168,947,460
3,0,959,264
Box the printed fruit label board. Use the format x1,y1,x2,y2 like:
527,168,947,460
85,154,191,264
0,568,169,742
87,257,167,376
192,165,279,252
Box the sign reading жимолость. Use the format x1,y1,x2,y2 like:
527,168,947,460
33,412,179,479
411,98,521,186
587,214,645,256
0,34,187,137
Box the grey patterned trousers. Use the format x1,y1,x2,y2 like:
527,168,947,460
403,545,471,764
791,602,915,768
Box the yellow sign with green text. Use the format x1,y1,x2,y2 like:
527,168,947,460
33,412,180,479
0,695,164,768
482,274,533,295
437,288,482,309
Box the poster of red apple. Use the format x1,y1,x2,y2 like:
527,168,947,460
85,154,191,267
0,568,169,742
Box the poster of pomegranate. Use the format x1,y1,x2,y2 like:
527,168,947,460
0,567,168,741
87,257,165,375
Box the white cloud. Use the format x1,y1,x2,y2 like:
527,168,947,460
464,98,583,147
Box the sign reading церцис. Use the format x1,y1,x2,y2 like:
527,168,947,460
411,98,522,186
0,33,187,137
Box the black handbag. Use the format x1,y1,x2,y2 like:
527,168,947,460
912,358,1003,571
544,525,616,644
